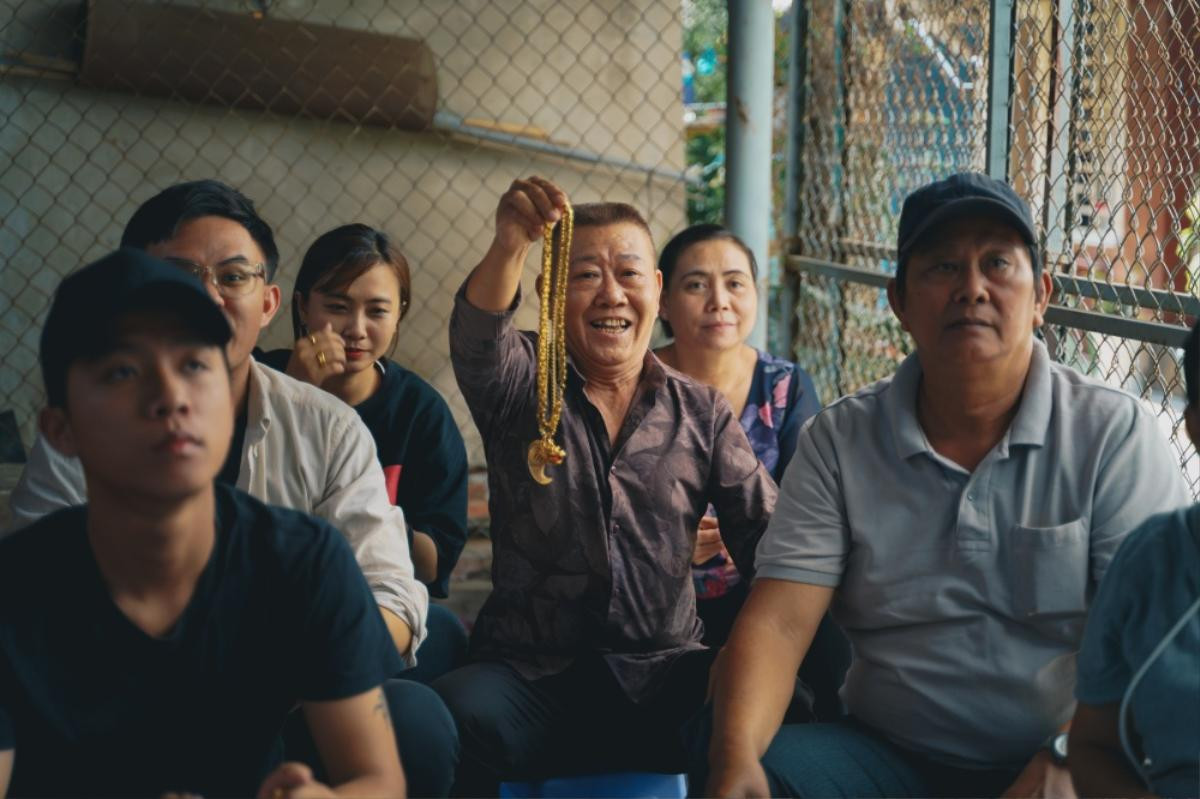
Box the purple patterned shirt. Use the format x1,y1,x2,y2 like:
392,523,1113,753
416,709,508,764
450,285,776,700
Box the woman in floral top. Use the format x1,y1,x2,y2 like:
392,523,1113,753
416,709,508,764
655,223,848,719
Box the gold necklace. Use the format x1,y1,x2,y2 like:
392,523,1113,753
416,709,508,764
527,204,573,485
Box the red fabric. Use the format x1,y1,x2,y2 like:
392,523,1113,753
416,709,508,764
383,464,402,505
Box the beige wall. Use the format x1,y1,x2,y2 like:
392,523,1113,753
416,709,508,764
1,0,687,467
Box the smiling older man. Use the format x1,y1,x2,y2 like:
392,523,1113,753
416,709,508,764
702,173,1190,799
435,176,776,794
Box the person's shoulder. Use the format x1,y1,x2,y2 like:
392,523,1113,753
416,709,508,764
1106,504,1198,579
0,506,87,601
256,347,291,372
250,358,362,428
1046,359,1148,419
755,349,818,394
380,360,453,413
754,349,800,378
657,358,727,411
803,371,894,433
218,483,345,565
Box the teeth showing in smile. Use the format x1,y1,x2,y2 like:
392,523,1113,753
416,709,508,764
591,319,631,332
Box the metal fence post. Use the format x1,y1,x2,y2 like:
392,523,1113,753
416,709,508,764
781,0,810,360
986,0,1016,180
726,0,776,350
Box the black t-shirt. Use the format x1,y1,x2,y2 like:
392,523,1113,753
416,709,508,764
259,351,469,597
0,484,403,798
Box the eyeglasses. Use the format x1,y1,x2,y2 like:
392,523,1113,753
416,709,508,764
166,258,267,298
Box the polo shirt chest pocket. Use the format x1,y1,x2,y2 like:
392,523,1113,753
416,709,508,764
1008,519,1089,617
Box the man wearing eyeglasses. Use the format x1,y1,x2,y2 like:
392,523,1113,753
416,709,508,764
6,180,459,797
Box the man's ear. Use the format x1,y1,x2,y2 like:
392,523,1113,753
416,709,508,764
39,406,78,457
886,278,909,332
259,283,282,331
1186,404,1200,451
1032,270,1053,328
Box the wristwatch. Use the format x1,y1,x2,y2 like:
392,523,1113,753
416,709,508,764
1043,731,1069,765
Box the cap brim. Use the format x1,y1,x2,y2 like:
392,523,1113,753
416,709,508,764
119,281,232,348
898,197,1036,260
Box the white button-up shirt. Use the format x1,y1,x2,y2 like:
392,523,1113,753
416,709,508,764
756,339,1190,768
7,359,428,662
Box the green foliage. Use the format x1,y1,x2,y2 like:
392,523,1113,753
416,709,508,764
683,0,728,103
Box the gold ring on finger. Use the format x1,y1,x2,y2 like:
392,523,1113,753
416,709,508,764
317,350,327,367
309,333,318,346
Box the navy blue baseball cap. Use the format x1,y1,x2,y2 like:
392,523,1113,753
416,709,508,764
40,247,231,407
897,172,1037,266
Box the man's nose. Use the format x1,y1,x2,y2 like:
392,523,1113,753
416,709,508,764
596,272,624,305
954,264,988,302
146,366,190,419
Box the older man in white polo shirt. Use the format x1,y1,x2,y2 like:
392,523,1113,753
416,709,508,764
703,173,1190,798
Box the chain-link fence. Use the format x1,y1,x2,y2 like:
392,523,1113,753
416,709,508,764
2,0,692,467
786,0,1200,495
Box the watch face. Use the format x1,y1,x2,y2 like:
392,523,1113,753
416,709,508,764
1053,732,1069,761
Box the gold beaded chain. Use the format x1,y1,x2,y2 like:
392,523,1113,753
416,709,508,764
526,203,573,485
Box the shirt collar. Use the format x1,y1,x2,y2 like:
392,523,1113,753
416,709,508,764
886,350,929,461
1006,338,1052,449
245,359,272,442
886,337,1051,461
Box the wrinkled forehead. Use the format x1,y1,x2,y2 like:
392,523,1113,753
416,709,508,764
569,222,655,264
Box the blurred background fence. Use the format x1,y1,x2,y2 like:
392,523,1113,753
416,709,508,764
785,0,1200,496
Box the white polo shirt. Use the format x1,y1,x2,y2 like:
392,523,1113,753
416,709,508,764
756,339,1190,768
7,359,428,663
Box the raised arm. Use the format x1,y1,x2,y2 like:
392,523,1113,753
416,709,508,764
707,579,834,798
464,176,567,312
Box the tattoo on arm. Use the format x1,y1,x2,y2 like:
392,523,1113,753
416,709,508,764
372,688,391,725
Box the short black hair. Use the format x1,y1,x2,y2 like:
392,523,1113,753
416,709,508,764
657,223,757,338
292,224,412,339
120,180,280,281
1184,319,1200,407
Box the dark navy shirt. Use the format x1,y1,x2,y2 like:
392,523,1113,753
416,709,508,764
0,484,402,798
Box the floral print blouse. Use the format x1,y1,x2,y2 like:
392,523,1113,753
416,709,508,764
694,350,821,601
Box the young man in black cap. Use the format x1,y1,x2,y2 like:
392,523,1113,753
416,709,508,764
0,249,406,798
5,181,458,796
700,173,1189,798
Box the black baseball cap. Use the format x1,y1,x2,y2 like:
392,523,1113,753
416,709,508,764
897,172,1037,265
40,248,232,407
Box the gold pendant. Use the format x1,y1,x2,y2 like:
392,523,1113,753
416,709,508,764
527,441,553,485
527,439,565,485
